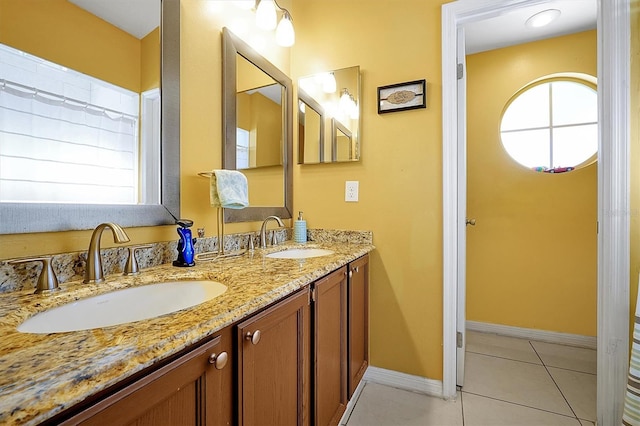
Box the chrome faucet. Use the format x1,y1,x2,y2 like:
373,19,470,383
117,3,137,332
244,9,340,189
259,216,284,249
84,223,130,283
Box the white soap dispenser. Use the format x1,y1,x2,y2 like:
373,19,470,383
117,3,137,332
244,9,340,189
294,211,307,243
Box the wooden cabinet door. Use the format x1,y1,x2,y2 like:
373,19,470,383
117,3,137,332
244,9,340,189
237,288,310,426
61,327,233,426
348,254,369,398
313,266,348,426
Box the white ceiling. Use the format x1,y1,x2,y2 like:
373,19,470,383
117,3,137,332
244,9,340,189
66,0,596,54
67,0,160,39
464,0,597,55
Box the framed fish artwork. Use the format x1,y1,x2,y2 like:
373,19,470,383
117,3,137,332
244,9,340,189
377,79,426,114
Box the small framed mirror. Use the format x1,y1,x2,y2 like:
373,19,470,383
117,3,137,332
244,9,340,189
297,66,361,164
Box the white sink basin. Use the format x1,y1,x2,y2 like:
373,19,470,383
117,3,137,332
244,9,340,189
18,280,227,334
266,248,334,259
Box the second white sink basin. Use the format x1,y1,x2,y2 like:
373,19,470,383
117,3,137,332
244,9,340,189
266,248,334,259
18,280,227,334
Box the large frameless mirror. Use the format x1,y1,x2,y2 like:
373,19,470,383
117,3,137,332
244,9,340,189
222,27,292,222
297,66,361,164
0,0,180,234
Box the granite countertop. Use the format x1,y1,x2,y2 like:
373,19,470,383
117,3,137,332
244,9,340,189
0,240,374,425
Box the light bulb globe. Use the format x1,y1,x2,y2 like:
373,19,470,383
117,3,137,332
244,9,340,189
256,0,277,30
276,15,295,47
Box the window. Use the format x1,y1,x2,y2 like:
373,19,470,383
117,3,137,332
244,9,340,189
500,75,597,173
236,127,250,170
0,44,141,204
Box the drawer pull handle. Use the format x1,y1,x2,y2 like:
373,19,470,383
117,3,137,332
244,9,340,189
209,351,228,370
245,330,261,345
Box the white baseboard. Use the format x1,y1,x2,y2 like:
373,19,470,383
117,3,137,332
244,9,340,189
339,376,366,425
339,366,445,425
363,366,444,397
466,320,597,349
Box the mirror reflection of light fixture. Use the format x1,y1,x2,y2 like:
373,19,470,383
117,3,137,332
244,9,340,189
339,88,357,118
255,0,295,46
525,9,561,28
323,72,337,93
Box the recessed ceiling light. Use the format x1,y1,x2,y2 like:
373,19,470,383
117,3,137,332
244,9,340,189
525,9,561,28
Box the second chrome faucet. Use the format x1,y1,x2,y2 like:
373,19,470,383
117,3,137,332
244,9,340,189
84,222,130,284
259,216,284,249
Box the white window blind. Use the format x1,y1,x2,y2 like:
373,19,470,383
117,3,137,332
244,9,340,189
0,44,140,204
236,127,250,170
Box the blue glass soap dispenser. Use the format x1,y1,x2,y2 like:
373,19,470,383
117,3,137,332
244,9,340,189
173,219,196,267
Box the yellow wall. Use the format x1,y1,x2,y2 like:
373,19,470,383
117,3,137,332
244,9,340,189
292,0,445,379
141,27,160,92
238,92,282,168
0,0,140,92
465,31,597,336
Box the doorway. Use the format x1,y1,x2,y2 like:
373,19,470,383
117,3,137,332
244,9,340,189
441,1,630,424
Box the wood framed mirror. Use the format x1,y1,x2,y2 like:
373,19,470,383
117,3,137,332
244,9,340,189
222,27,293,222
0,0,180,234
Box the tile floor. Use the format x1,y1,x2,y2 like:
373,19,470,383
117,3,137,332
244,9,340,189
343,331,596,425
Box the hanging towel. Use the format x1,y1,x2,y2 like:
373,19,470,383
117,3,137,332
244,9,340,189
624,277,640,425
209,169,249,209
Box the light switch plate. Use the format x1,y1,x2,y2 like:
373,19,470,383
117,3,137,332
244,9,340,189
345,181,359,202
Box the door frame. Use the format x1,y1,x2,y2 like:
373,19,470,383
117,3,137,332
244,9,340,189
441,0,630,424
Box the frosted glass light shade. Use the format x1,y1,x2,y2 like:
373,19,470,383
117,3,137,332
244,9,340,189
525,9,561,28
276,14,295,47
256,0,277,30
323,73,337,93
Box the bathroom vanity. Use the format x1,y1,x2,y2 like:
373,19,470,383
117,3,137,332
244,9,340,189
0,238,372,426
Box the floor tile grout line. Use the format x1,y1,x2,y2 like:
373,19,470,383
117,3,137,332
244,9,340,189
460,389,581,420
529,340,580,421
546,364,597,376
466,349,543,366
527,340,597,375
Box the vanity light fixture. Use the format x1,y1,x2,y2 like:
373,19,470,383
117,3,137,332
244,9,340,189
525,9,561,28
255,0,295,46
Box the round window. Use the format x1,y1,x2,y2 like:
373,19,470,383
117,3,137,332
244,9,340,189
499,76,597,173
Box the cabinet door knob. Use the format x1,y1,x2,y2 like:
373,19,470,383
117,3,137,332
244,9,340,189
245,330,261,345
208,351,228,370
349,270,353,278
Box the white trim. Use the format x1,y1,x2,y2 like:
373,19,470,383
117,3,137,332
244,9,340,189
466,321,597,349
339,377,366,425
441,0,630,424
596,1,630,425
362,366,444,399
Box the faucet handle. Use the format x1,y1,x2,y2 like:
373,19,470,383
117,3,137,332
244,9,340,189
9,257,60,294
271,230,280,246
124,245,153,276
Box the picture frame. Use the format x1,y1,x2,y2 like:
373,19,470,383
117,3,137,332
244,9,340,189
377,79,426,114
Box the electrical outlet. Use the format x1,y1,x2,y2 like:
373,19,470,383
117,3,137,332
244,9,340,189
345,181,359,202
